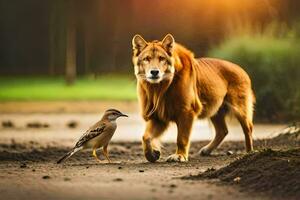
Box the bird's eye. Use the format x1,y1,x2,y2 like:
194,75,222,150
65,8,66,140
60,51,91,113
159,56,165,62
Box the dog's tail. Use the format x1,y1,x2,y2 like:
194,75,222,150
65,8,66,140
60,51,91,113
57,147,83,164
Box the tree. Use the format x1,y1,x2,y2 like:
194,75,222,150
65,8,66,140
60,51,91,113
65,0,77,85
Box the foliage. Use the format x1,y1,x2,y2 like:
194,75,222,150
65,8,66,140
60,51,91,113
208,24,300,122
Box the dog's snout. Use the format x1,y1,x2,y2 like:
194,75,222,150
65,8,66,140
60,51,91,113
150,70,159,77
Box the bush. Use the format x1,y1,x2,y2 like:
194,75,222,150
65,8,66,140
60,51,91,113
208,30,300,122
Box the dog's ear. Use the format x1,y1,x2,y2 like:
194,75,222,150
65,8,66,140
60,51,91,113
162,34,175,54
132,34,147,55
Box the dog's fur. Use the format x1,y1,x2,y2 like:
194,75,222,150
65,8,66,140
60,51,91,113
132,34,255,162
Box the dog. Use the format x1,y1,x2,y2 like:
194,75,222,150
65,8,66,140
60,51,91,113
132,34,255,162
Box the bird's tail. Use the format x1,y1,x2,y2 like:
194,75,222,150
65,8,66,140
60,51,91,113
57,147,83,164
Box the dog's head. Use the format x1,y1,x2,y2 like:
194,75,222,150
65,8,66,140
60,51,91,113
132,34,176,84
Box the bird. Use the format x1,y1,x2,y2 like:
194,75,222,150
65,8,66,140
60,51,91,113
57,109,128,164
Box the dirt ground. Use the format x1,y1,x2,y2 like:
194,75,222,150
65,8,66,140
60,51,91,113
185,148,300,199
0,101,139,113
0,102,298,200
0,128,299,200
0,141,254,200
184,125,300,200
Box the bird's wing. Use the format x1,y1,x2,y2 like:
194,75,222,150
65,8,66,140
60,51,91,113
75,122,106,148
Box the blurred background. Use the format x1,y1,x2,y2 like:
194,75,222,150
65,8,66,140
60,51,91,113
0,0,299,142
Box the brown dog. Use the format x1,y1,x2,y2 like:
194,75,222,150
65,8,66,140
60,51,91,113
132,34,254,162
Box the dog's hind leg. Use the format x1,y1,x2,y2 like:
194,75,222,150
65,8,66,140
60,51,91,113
236,114,253,152
229,89,254,152
199,106,228,156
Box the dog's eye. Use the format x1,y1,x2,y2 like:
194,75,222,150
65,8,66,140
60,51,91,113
143,56,151,62
159,56,166,62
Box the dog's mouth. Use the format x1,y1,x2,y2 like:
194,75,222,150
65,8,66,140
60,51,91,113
146,76,162,83
144,73,174,84
136,72,173,84
149,75,159,79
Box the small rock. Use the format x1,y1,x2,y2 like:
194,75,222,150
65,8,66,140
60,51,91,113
64,177,71,181
67,121,78,128
42,175,51,179
233,176,241,183
86,166,89,169
20,163,27,168
32,169,36,172
227,151,234,156
139,169,144,173
118,166,123,169
206,167,216,172
27,122,43,128
113,178,123,182
2,120,14,128
170,184,177,188
10,139,17,148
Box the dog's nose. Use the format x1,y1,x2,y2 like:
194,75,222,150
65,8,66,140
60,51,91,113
150,70,159,77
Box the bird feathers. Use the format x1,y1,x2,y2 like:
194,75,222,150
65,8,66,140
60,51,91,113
57,146,83,164
75,123,106,148
56,109,126,164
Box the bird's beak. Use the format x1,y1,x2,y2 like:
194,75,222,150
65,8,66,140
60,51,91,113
119,113,128,117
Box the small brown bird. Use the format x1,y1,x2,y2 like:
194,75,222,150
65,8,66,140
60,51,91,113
57,109,128,164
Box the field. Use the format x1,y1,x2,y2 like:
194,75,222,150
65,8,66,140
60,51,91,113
0,75,137,101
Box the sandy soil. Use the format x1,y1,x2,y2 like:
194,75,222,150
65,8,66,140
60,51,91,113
0,101,139,113
0,131,299,200
0,113,285,143
0,102,296,200
185,148,300,200
0,141,254,200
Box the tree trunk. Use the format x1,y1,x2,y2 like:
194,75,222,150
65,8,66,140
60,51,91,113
48,1,56,75
65,1,76,85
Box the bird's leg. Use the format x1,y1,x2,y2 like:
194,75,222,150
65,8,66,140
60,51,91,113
92,149,102,163
103,145,111,163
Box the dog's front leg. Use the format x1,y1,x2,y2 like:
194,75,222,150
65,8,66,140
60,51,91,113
167,112,194,162
143,119,168,163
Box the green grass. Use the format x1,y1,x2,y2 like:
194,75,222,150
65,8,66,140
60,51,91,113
0,75,137,101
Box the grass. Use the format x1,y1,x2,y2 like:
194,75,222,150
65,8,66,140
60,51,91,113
0,75,137,101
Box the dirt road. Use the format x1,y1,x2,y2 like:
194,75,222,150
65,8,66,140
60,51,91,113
1,134,299,200
0,140,258,200
0,102,296,200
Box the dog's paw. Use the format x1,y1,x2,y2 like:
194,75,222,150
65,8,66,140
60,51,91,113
145,149,161,163
166,154,188,162
198,147,212,156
